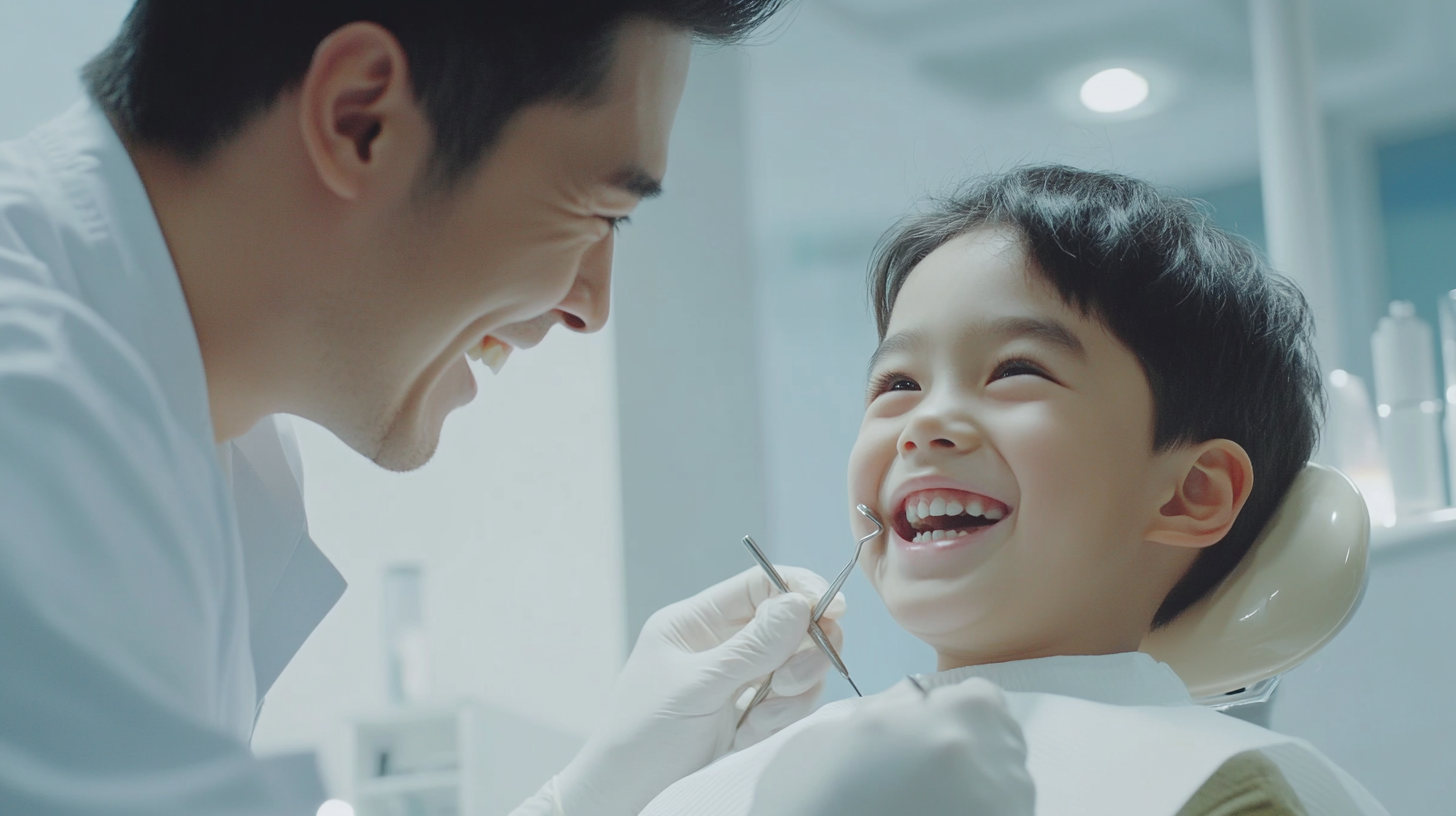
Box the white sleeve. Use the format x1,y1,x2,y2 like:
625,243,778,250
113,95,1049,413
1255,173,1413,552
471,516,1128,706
509,776,566,816
0,283,325,815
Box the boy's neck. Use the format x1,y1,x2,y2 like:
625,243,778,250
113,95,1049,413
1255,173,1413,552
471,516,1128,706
934,631,1149,673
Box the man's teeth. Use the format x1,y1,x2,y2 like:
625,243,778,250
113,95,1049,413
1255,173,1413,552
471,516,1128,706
467,337,513,374
904,497,1005,525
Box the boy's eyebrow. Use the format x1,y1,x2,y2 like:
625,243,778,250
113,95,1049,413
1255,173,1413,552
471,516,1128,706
991,316,1086,358
867,330,928,376
868,318,1085,376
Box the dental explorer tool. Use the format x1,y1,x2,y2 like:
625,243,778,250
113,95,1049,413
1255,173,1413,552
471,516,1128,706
741,536,857,690
811,505,883,624
737,535,861,729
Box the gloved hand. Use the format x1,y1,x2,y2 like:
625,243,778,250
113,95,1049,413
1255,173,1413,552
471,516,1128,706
548,566,846,816
748,677,1035,816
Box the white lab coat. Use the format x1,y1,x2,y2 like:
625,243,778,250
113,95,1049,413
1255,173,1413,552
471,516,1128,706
0,101,344,815
641,653,1388,816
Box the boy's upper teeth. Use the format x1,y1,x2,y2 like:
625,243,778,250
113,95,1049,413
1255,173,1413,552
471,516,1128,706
902,489,1007,527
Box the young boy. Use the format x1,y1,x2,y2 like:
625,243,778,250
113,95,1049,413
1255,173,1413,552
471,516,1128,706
639,166,1385,816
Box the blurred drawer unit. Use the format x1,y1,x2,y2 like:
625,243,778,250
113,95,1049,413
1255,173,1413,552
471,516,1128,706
349,701,581,816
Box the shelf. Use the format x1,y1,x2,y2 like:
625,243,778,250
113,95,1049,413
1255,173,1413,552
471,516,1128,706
356,771,460,798
1370,508,1456,563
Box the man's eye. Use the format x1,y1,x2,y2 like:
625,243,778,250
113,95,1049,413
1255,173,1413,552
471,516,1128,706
991,358,1051,381
603,215,631,232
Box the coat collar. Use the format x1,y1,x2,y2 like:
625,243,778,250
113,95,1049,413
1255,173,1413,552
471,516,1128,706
918,652,1193,707
28,100,346,701
29,99,216,453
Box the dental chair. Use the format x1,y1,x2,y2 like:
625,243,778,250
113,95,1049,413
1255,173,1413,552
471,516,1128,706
1140,464,1370,724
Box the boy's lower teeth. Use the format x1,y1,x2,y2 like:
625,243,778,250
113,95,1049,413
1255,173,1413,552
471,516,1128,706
912,528,975,543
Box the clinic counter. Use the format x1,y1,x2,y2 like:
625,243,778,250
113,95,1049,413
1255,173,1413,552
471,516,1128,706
1370,508,1456,564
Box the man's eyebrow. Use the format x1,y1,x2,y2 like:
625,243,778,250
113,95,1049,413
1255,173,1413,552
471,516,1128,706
867,330,928,377
610,165,664,199
991,316,1086,358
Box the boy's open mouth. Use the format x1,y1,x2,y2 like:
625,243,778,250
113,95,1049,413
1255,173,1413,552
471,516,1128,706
895,488,1011,544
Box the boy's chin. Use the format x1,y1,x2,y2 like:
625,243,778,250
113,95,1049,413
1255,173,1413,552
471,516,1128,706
878,572,988,642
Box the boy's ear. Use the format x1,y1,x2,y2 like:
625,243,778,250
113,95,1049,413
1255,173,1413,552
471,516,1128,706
1145,440,1254,549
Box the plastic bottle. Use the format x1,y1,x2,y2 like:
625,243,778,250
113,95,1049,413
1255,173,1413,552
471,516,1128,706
383,563,432,705
1436,291,1456,505
1325,370,1397,527
1371,301,1446,519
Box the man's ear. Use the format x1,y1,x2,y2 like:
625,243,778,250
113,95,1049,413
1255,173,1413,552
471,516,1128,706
297,21,424,201
1145,440,1255,549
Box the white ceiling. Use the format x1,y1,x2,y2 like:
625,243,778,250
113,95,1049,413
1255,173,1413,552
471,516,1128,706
745,0,1456,241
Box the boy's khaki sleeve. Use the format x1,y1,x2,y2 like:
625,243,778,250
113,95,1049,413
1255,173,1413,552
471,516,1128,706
1176,750,1309,816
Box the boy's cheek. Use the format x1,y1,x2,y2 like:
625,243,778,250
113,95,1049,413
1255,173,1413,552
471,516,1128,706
846,424,899,507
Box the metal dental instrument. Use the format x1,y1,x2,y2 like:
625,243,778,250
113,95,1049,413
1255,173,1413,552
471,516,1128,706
742,536,857,689
737,535,860,729
736,510,885,726
812,505,883,624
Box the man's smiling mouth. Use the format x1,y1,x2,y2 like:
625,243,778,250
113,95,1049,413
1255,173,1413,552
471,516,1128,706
466,335,513,373
895,489,1011,544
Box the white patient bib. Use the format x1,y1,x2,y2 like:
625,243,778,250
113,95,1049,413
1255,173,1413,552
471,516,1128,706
641,653,1385,816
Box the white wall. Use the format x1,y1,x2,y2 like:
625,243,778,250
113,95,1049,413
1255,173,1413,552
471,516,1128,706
0,1,130,140
251,326,625,796
611,45,770,639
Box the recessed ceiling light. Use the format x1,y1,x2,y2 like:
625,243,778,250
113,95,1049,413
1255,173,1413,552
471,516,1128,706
1079,68,1150,114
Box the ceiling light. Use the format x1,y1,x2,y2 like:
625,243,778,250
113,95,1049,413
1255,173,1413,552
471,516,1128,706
1079,68,1150,114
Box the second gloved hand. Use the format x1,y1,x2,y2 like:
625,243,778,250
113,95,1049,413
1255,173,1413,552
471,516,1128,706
553,565,846,816
748,677,1036,816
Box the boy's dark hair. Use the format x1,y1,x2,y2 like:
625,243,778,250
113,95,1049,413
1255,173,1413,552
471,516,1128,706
84,0,787,189
868,165,1324,628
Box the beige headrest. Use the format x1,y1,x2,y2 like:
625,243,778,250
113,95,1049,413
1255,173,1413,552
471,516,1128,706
1140,463,1370,698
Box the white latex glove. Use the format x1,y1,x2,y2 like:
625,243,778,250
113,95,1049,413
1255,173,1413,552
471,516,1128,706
748,677,1035,816
535,565,846,816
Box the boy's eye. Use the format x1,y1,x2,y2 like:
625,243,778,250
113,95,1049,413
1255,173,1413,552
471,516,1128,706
870,371,920,398
991,358,1052,382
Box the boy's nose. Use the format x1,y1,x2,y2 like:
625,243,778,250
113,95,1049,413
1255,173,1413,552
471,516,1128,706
899,410,981,455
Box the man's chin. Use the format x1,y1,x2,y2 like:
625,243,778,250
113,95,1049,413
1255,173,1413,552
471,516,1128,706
369,427,442,473
367,358,475,471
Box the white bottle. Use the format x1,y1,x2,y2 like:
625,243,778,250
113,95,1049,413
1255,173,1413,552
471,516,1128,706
383,563,432,705
1371,301,1446,519
1325,370,1397,528
1436,291,1456,505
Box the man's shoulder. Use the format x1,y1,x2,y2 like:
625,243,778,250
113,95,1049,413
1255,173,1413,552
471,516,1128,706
0,277,205,487
0,277,150,392
0,127,75,292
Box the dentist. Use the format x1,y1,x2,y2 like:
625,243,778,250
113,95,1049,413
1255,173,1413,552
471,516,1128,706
0,2,1033,815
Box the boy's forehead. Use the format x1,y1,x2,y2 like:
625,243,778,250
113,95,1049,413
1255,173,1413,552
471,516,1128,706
886,229,1077,338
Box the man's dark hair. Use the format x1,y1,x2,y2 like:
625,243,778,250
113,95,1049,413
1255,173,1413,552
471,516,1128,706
84,0,787,188
868,165,1324,628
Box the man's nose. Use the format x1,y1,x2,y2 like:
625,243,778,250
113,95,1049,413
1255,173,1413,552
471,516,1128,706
555,230,614,333
899,402,981,456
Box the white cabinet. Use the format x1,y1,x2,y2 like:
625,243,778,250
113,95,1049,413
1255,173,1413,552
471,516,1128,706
348,702,581,816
